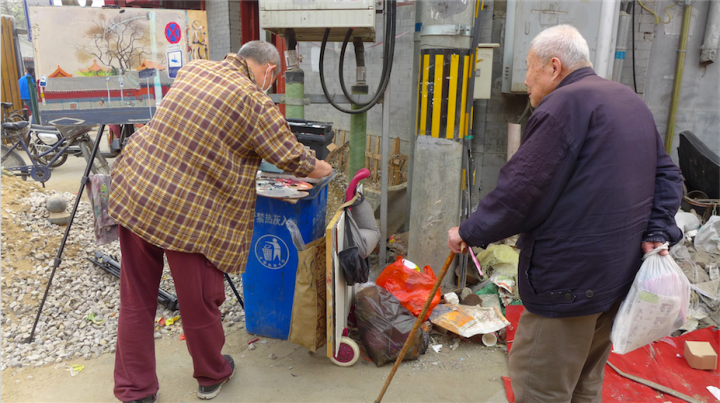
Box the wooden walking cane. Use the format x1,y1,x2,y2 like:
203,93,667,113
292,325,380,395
374,242,468,403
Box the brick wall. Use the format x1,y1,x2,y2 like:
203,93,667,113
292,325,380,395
207,0,242,61
618,0,658,95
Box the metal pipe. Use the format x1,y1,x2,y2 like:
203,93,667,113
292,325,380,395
379,82,390,267
284,29,304,120
700,0,720,64
665,1,693,154
595,0,622,79
612,11,632,83
349,38,369,179
406,1,423,231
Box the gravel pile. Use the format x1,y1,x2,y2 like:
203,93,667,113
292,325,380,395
1,178,245,375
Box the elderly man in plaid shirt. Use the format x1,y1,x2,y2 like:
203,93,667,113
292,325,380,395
109,41,333,403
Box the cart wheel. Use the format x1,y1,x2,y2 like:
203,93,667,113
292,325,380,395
330,337,360,367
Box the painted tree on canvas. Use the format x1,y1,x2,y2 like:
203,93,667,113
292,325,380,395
74,11,153,75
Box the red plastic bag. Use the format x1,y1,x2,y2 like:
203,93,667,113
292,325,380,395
376,256,441,321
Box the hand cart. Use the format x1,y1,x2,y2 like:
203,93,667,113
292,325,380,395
325,168,374,367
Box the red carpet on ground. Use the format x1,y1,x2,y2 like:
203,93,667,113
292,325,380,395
501,305,720,403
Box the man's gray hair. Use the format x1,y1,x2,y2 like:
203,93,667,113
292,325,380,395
238,40,281,69
530,24,592,70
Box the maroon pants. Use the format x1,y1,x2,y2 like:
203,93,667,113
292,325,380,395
114,226,233,402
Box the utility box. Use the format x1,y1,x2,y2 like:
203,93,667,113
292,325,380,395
260,0,376,42
474,44,500,99
502,0,615,94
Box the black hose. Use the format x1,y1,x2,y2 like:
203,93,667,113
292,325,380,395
339,30,372,106
319,0,396,114
285,28,297,51
631,1,638,93
353,37,366,67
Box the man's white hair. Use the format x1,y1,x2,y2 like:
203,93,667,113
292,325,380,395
530,24,592,70
238,41,281,74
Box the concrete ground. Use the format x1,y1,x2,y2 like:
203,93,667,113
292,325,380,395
1,147,512,403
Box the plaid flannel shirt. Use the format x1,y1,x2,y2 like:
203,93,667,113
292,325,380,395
109,54,317,274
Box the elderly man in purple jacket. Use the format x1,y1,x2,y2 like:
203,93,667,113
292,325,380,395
448,25,682,402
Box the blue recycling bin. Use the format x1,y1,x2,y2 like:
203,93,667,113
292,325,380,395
242,176,331,339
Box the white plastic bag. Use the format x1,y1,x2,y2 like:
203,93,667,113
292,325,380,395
610,243,691,354
694,215,720,254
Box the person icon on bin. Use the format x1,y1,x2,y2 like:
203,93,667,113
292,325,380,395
269,238,281,261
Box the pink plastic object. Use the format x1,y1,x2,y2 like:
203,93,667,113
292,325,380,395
469,251,483,277
346,168,371,202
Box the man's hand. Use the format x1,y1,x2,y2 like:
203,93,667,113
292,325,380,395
642,241,668,256
307,160,333,178
448,227,465,254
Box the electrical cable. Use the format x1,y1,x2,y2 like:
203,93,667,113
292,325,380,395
632,0,638,93
638,0,676,24
319,0,396,114
323,1,395,112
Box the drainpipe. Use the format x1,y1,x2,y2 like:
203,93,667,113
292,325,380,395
612,11,632,83
405,1,423,232
284,29,304,120
665,1,693,154
595,0,621,79
700,0,720,64
349,37,369,179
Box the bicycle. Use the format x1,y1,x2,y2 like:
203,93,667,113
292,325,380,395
1,122,110,183
1,102,28,145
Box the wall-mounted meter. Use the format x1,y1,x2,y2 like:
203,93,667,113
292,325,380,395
260,0,377,42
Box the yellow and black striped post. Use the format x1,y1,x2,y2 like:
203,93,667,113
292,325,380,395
416,48,473,140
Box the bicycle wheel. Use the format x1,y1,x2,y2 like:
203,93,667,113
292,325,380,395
32,137,68,168
1,145,28,181
79,137,110,175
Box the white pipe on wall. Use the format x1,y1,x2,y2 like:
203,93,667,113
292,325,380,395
507,123,521,161
701,0,720,64
595,0,622,79
612,11,632,82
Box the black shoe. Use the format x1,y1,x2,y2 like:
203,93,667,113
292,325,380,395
197,355,235,400
123,394,156,403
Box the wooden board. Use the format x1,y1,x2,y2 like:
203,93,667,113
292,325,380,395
325,208,344,359
1,17,22,110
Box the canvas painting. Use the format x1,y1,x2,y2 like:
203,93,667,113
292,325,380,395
29,6,209,125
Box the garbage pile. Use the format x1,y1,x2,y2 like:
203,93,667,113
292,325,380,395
670,212,720,332
360,212,720,367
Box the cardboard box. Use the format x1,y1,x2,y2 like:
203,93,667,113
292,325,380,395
684,341,718,370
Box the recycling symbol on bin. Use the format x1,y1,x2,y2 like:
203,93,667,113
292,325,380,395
255,235,289,270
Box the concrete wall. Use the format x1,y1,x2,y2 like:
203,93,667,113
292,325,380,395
642,0,719,161
206,0,242,61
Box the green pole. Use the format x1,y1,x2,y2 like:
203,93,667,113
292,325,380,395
285,69,304,120
27,76,39,124
665,1,693,154
348,83,368,179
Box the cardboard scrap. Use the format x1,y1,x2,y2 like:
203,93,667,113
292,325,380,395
429,304,510,338
684,341,718,370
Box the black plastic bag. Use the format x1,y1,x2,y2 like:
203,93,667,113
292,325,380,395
355,284,429,367
339,211,369,285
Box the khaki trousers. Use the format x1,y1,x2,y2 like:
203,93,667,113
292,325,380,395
508,301,621,403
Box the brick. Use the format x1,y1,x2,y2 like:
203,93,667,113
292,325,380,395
639,23,656,33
